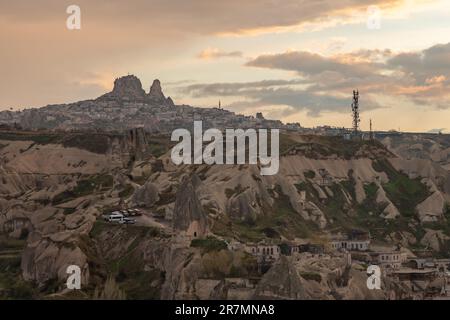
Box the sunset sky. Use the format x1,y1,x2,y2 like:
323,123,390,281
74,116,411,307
1,0,450,132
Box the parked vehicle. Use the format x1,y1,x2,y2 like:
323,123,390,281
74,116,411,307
103,211,122,221
126,209,138,216
120,217,136,224
106,213,124,223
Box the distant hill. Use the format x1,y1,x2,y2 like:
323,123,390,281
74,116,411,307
0,75,290,133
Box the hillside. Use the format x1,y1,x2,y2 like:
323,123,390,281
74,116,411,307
0,129,449,299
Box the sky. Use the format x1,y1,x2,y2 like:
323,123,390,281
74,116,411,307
1,0,450,132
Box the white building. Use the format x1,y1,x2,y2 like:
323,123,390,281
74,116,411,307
372,252,408,269
331,239,370,251
244,243,280,262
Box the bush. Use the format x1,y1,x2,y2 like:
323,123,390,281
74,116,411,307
364,182,378,200
372,159,430,217
190,236,228,252
119,185,134,199
304,170,316,179
300,272,322,283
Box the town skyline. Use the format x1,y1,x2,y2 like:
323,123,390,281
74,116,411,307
1,0,450,133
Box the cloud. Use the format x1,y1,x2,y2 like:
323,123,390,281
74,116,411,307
0,0,440,110
179,42,450,117
180,79,307,97
179,78,381,117
197,48,243,60
244,43,450,109
0,0,406,36
0,0,419,109
246,50,382,79
388,43,450,85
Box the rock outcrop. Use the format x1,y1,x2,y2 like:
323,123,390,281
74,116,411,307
21,237,89,287
131,181,159,207
98,75,147,102
253,255,312,299
416,191,445,222
172,174,208,238
148,79,165,101
148,79,175,106
124,127,151,160
97,76,174,107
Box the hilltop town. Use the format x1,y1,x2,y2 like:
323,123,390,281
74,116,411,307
0,75,297,133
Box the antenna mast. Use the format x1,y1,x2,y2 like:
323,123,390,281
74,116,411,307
351,90,360,136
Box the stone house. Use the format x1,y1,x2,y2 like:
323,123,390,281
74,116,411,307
371,251,408,269
244,243,280,262
331,239,370,251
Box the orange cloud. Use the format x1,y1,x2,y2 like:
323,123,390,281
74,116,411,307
197,48,243,60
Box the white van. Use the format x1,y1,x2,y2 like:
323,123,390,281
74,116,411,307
107,213,124,223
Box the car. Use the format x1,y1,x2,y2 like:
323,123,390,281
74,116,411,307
127,209,140,216
106,213,124,222
120,217,136,224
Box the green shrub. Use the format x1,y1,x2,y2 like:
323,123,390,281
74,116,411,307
372,159,430,217
119,185,134,199
190,236,228,252
364,182,378,200
304,170,316,179
300,272,322,283
53,174,113,204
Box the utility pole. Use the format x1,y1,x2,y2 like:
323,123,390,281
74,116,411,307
370,119,373,140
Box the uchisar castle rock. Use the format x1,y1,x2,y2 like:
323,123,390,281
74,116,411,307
0,75,449,300
0,75,285,133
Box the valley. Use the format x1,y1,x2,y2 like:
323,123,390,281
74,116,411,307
0,126,449,299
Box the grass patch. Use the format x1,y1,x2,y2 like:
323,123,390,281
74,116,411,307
52,174,114,204
230,185,318,242
62,134,110,154
300,272,322,283
0,235,36,299
119,185,134,199
63,208,76,215
304,170,315,179
364,182,378,199
191,236,228,253
0,131,59,144
373,159,430,218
